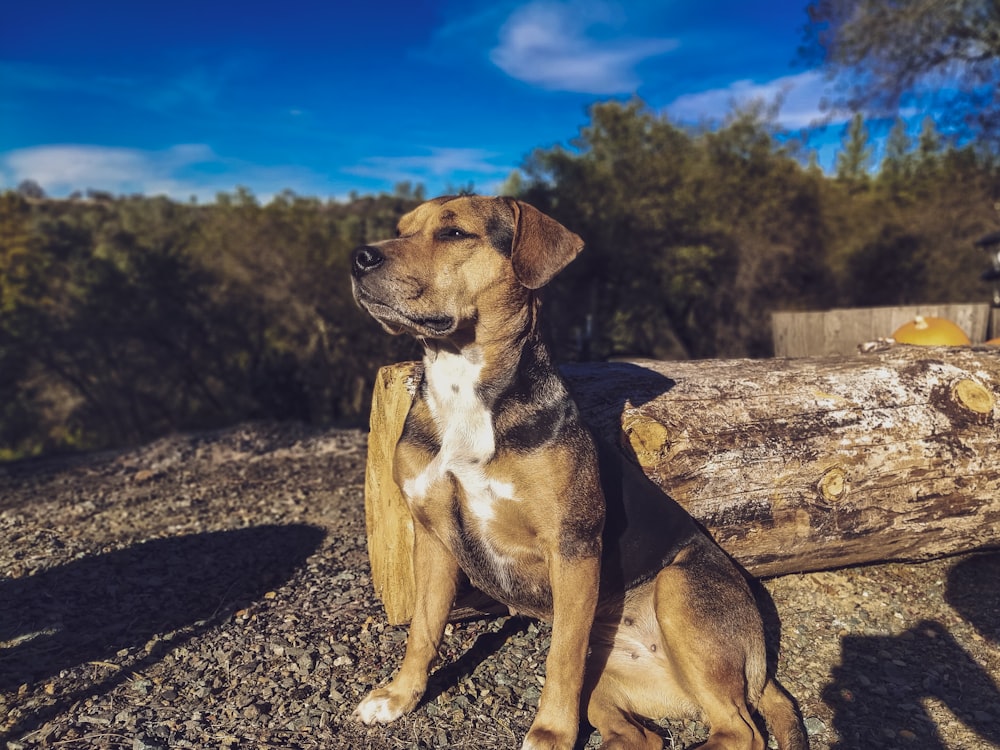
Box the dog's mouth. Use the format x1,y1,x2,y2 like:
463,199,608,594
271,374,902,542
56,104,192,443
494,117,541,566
354,288,457,338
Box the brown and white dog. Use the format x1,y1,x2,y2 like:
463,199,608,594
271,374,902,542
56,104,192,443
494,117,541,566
350,196,806,750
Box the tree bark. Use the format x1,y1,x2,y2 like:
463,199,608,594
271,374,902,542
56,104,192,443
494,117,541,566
363,346,1000,624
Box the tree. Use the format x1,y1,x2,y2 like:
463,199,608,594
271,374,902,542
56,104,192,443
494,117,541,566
16,180,45,200
835,113,872,186
879,118,913,193
803,0,1000,146
516,100,834,361
915,116,944,176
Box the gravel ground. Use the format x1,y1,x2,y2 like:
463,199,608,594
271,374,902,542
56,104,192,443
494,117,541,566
1,422,998,750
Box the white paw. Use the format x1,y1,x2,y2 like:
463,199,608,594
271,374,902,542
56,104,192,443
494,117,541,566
354,692,406,724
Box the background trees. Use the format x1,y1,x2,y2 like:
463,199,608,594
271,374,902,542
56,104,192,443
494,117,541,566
0,190,421,458
803,0,1000,144
0,101,998,459
516,100,995,362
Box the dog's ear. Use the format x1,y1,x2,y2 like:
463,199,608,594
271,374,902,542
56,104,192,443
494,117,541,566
509,200,584,289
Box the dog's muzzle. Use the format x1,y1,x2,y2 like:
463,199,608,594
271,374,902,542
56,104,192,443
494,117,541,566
351,245,385,278
350,244,456,337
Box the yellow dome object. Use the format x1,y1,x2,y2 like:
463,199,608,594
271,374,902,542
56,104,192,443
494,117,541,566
892,316,971,346
985,337,1000,346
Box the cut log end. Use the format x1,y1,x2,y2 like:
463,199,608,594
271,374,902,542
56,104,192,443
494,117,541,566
953,378,994,414
818,467,847,504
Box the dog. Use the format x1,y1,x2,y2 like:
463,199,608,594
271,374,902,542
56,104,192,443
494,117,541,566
350,195,807,750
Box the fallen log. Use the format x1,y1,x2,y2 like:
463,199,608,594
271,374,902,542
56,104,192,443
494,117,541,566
363,346,1000,624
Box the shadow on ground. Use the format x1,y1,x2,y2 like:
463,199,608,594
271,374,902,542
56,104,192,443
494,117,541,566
0,524,325,739
823,551,1000,749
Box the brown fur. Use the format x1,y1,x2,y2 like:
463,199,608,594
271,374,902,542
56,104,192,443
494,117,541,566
350,196,806,750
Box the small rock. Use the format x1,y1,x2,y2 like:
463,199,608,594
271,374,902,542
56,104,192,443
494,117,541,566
296,652,315,673
804,716,826,736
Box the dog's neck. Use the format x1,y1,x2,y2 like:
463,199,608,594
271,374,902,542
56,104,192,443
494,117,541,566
420,293,542,399
418,294,571,457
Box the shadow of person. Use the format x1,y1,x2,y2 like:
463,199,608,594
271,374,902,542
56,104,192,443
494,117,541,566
0,524,325,739
823,551,1000,749
945,551,1000,644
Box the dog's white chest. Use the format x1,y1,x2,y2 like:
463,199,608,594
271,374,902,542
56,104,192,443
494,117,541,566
426,350,494,464
402,350,515,520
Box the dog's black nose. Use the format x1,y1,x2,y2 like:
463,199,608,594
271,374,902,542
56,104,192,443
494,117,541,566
352,245,385,276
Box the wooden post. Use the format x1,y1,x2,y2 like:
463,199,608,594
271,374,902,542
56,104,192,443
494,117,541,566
363,347,1000,624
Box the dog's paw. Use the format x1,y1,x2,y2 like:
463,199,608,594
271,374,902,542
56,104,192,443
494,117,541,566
521,725,576,750
353,686,418,725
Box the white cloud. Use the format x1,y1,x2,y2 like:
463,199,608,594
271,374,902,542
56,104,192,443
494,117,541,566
1,144,210,196
0,144,333,202
345,147,512,184
666,70,838,129
490,0,677,94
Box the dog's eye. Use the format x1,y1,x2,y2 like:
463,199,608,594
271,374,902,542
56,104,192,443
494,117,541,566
437,227,474,241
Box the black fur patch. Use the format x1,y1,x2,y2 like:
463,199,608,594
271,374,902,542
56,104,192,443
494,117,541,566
596,438,699,590
500,397,575,453
486,336,575,453
401,408,440,454
486,213,514,257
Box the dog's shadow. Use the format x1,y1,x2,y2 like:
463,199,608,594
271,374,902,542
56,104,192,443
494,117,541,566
823,551,1000,749
0,524,325,741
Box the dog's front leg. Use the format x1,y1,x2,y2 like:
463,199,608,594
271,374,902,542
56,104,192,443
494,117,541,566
523,553,601,750
354,521,459,725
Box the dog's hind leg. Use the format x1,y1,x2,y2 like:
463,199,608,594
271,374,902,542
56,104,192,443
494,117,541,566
755,677,808,750
651,553,768,750
584,673,663,750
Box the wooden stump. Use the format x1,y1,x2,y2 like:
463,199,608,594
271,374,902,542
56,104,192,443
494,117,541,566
363,365,418,625
362,346,1000,624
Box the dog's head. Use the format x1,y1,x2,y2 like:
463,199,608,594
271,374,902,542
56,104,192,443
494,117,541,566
350,196,583,339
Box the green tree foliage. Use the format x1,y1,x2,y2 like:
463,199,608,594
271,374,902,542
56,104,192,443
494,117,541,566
803,0,1000,144
517,100,834,360
824,118,998,308
835,113,872,187
1,100,997,460
880,119,913,196
0,189,420,458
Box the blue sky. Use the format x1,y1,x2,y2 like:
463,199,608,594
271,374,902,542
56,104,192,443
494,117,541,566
0,0,850,202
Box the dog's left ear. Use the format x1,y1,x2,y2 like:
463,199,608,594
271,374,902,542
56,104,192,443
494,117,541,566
509,200,584,289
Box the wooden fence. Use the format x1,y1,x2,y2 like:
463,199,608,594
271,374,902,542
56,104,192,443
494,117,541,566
772,304,996,358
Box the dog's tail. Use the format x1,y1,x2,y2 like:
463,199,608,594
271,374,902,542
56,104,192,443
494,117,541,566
757,676,809,750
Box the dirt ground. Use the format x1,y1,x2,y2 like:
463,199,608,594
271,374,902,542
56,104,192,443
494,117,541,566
1,423,998,749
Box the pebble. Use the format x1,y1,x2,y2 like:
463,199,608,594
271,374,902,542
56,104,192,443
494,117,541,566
804,716,826,736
